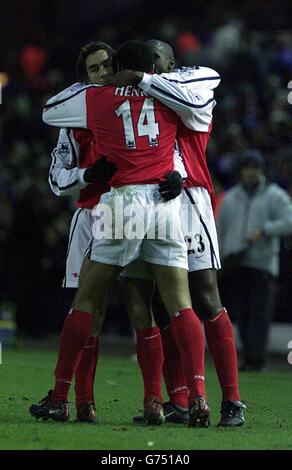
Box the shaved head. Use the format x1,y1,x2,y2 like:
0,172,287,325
147,39,175,73
147,40,174,61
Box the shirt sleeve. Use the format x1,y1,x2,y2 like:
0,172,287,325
139,66,221,132
48,128,88,197
43,83,97,128
173,146,187,179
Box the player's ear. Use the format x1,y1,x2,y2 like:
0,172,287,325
168,58,175,72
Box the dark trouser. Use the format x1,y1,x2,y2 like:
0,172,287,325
223,267,275,368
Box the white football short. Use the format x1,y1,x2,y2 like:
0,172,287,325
63,208,93,288
89,184,188,270
181,186,221,271
121,186,221,279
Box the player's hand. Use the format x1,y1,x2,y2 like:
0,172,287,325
104,70,143,87
159,171,183,201
83,156,117,183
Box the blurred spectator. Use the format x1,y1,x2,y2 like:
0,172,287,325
217,150,292,371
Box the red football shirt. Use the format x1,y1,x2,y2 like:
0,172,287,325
84,86,178,186
177,122,216,208
44,84,178,187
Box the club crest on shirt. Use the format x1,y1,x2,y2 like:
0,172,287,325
59,143,70,156
175,66,199,78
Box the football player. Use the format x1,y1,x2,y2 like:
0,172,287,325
110,39,245,427
48,41,116,422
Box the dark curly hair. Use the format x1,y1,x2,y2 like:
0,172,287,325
114,40,154,73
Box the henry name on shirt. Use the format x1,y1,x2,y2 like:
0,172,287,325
114,86,148,97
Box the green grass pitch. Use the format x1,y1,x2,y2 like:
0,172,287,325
0,348,292,450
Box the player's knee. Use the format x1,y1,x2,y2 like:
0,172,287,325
188,288,220,320
197,290,222,320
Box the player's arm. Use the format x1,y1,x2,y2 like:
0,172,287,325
139,67,220,131
49,128,88,197
42,83,97,128
49,128,117,196
140,66,221,94
107,67,220,131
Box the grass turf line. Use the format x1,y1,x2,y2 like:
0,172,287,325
0,349,292,450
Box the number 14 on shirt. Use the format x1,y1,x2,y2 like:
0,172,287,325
115,98,160,149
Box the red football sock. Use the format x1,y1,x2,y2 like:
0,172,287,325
169,308,206,403
136,327,164,403
52,309,94,405
204,308,240,402
161,326,188,409
75,335,99,407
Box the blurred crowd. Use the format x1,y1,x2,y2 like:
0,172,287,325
1,1,292,336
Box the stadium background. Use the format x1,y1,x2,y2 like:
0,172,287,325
1,0,292,344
